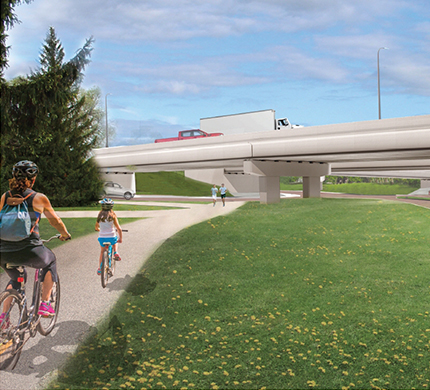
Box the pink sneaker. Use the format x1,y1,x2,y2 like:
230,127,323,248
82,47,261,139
0,312,10,330
38,302,55,317
114,253,121,261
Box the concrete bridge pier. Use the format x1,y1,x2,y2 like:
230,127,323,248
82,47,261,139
303,176,322,198
186,160,330,204
243,159,331,203
259,176,280,204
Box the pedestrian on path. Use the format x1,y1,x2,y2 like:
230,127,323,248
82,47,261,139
219,183,227,207
211,184,218,206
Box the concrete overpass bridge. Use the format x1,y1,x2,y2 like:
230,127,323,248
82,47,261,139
94,115,430,203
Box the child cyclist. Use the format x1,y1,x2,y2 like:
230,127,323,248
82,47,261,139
95,198,122,275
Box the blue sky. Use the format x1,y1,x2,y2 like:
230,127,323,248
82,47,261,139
5,0,430,146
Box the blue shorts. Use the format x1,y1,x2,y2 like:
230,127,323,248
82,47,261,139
98,237,118,247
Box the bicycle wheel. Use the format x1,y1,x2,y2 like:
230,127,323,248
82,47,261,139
37,275,61,336
0,290,25,371
101,249,109,288
110,250,116,277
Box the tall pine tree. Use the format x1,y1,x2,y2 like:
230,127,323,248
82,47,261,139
1,23,103,206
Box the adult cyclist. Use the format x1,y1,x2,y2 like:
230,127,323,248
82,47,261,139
0,160,71,321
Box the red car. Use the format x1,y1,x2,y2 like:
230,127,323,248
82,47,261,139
155,129,223,143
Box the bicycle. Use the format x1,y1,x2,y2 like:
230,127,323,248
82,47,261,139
100,230,127,288
0,234,65,370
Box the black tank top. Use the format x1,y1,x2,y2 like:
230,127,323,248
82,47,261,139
0,189,42,252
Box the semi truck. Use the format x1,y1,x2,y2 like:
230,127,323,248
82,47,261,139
154,129,223,143
200,109,303,136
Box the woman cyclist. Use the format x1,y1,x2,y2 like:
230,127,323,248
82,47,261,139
0,160,71,321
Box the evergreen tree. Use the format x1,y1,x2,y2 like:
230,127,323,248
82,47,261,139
1,0,33,79
39,26,64,73
1,23,103,206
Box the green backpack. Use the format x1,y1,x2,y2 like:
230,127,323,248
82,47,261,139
0,191,40,242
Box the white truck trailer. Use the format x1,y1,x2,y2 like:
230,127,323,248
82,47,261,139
200,109,302,136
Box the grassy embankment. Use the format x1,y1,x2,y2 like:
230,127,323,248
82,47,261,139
135,171,422,196
50,197,430,389
135,172,226,196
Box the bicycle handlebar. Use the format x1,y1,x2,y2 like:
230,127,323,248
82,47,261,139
42,234,71,243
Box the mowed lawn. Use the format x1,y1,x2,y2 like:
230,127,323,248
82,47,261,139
51,199,430,389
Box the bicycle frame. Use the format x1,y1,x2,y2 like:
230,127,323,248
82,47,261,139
15,267,43,335
1,262,50,370
99,230,126,288
100,240,115,288
0,234,63,370
101,243,113,269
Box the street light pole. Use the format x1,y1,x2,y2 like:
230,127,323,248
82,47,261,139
105,93,112,147
377,47,388,119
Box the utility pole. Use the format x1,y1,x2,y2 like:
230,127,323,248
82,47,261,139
377,47,388,119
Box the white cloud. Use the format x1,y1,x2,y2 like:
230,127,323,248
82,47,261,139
4,0,429,134
8,0,411,44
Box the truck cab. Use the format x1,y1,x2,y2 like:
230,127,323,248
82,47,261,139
179,130,210,139
276,118,304,130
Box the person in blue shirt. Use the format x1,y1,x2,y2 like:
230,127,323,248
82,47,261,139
219,183,227,207
211,184,218,206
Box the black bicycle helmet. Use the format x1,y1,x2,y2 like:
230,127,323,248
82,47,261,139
100,198,114,210
12,160,39,179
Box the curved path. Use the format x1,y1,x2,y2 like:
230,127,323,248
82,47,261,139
0,200,245,390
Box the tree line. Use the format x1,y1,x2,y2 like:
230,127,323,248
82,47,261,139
1,0,105,206
281,176,420,186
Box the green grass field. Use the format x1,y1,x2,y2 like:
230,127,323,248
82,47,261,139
322,183,420,196
135,172,420,196
51,198,430,390
280,182,420,195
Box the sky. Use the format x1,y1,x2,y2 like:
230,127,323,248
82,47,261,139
4,0,430,146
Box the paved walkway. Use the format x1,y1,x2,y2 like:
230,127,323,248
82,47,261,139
132,192,429,209
0,200,245,390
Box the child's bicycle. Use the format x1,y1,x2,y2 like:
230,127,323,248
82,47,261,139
100,230,127,288
0,234,65,370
